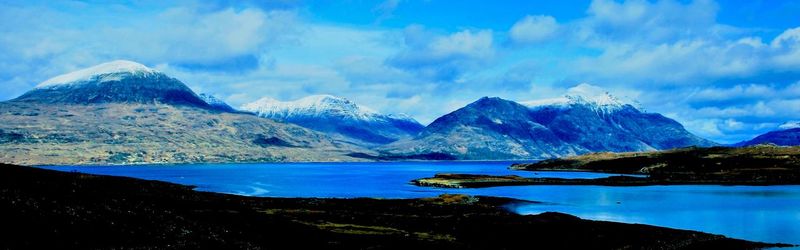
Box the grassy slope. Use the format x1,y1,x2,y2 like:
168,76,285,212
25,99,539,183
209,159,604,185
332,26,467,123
0,164,786,249
0,102,368,165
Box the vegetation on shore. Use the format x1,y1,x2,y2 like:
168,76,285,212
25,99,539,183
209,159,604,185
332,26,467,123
512,145,800,184
0,163,788,249
412,145,800,188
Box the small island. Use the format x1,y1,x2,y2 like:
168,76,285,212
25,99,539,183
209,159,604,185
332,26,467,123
413,145,800,188
413,173,656,188
513,145,800,184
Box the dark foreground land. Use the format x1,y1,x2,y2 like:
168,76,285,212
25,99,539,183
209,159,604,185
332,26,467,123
0,164,790,249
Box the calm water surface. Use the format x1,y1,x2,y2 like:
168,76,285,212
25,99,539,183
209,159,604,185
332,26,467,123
40,162,800,246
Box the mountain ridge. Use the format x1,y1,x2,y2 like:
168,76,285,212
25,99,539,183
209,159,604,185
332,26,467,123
0,60,370,165
241,95,424,145
737,127,800,147
380,92,715,160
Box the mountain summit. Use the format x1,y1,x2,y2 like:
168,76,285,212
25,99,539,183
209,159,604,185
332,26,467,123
241,95,424,145
13,60,212,109
382,85,715,160
521,83,640,113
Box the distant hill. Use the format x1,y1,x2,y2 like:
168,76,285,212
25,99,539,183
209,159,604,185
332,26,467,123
0,60,367,165
241,95,424,145
380,84,715,160
737,127,800,147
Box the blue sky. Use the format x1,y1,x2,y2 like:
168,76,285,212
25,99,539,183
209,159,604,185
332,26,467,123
1,0,800,143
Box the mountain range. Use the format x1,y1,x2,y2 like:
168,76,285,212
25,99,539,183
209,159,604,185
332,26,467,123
0,60,367,165
240,95,424,145
1,60,722,164
379,85,716,160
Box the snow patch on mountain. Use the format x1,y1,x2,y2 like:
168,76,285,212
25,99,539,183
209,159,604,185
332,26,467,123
198,93,237,112
522,83,638,113
779,121,800,130
241,95,385,120
387,113,418,122
199,93,227,106
36,60,158,89
241,94,424,144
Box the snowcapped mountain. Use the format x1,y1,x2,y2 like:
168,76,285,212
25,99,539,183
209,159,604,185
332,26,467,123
241,95,424,144
779,121,800,130
242,95,378,120
521,83,641,113
13,60,213,109
34,60,159,89
380,85,715,160
198,93,237,112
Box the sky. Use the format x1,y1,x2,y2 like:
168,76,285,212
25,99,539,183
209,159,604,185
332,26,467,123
1,0,800,144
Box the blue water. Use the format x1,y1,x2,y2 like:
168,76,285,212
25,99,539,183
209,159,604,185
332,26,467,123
39,161,800,246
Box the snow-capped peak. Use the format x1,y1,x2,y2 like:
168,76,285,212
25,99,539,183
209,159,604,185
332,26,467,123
36,60,158,89
779,121,800,130
522,83,635,113
565,83,624,106
387,113,417,122
241,94,379,120
198,93,227,106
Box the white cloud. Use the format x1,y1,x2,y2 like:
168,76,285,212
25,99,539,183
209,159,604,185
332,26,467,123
387,26,495,81
509,15,558,44
421,29,495,60
723,118,745,130
771,27,800,48
0,4,301,95
579,0,723,45
100,7,300,66
571,38,769,85
689,84,775,102
771,27,800,68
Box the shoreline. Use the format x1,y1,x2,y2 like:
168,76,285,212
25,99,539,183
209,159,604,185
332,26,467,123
29,159,539,167
1,163,791,249
412,173,800,188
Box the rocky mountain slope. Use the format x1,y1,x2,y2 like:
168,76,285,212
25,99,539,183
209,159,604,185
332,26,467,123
198,93,237,113
241,95,424,145
0,61,366,165
380,85,715,160
737,123,800,146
